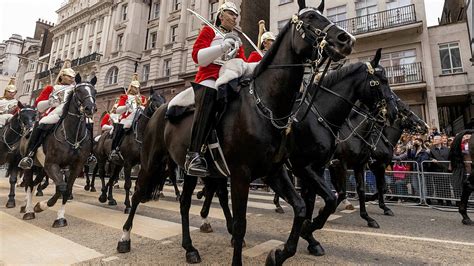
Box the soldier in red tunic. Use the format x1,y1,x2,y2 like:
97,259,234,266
0,77,19,130
247,20,275,63
184,1,247,176
109,74,147,161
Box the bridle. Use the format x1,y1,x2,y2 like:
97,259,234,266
69,83,96,117
1,108,37,151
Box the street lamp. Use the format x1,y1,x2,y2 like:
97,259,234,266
134,57,142,73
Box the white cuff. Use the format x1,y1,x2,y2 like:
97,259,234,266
116,106,126,114
197,45,226,67
37,100,50,113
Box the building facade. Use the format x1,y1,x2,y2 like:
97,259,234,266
0,34,23,78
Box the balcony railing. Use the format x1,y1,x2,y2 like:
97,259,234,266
36,52,102,80
385,62,423,86
335,5,417,36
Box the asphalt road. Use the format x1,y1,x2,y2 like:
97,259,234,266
0,169,473,265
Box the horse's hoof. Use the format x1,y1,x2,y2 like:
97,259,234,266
52,218,68,228
90,187,96,192
84,184,90,191
186,250,201,264
23,212,35,220
5,199,15,208
275,207,285,214
368,220,380,228
196,191,204,199
36,191,43,197
20,206,26,213
98,194,107,203
200,223,213,233
384,209,394,216
124,207,131,214
34,202,44,213
265,249,282,266
108,199,117,206
117,240,131,253
308,243,325,256
345,204,355,210
462,218,474,225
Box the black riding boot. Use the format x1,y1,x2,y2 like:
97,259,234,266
109,123,125,162
86,123,97,164
18,123,54,169
184,83,217,177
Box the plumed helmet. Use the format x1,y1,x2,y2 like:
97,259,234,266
127,73,140,93
55,59,75,84
4,77,17,93
218,1,239,16
261,31,276,45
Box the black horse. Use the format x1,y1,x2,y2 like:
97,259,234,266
449,129,474,225
21,74,97,227
117,1,355,265
0,104,37,208
98,91,166,213
329,95,428,228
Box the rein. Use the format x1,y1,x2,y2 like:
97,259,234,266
1,109,36,151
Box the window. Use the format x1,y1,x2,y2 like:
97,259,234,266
98,17,104,31
379,49,416,67
209,1,219,22
386,0,411,10
121,4,128,20
355,0,378,33
379,49,418,84
439,42,463,74
117,34,124,50
28,61,35,72
23,80,32,93
153,1,160,19
277,19,288,33
279,0,293,4
327,5,346,23
172,0,181,11
163,59,171,76
149,32,157,49
70,50,74,59
170,25,178,42
89,21,95,35
96,42,101,53
79,25,84,40
106,67,119,85
143,64,150,81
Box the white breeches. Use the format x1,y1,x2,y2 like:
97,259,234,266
0,114,13,126
94,135,101,142
119,107,144,129
215,59,257,88
200,79,216,89
39,103,65,124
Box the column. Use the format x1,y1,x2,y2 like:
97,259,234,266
67,30,74,59
156,0,169,50
81,23,91,57
177,0,190,44
73,27,81,59
91,19,100,53
48,39,57,67
60,34,67,59
99,13,111,54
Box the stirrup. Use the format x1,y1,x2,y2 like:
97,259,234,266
18,157,34,170
185,155,209,177
109,150,123,163
87,155,97,164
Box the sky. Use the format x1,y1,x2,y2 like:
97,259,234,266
1,0,446,42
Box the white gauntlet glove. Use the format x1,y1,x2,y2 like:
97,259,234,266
49,96,60,107
221,33,241,59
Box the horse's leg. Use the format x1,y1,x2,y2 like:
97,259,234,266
52,165,81,228
107,166,120,206
459,181,474,225
6,167,18,208
172,167,181,201
264,167,306,265
36,170,46,196
98,161,107,203
123,163,132,213
298,166,337,257
179,174,201,263
273,194,284,214
355,166,379,228
34,164,65,215
328,160,349,208
84,164,90,191
199,179,216,233
370,162,394,216
22,170,36,220
216,179,233,236
90,163,98,192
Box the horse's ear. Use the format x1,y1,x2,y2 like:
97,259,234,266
317,0,324,13
298,0,306,11
90,76,97,86
17,101,24,109
371,48,382,67
75,73,82,84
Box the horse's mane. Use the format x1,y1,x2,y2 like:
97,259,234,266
321,62,365,88
253,20,292,78
59,89,75,121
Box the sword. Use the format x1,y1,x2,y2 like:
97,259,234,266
187,8,263,57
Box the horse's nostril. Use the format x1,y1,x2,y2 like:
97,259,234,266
337,32,349,43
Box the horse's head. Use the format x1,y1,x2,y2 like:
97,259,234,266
364,49,398,123
73,74,97,117
395,99,429,134
293,0,355,62
17,103,38,132
146,90,166,115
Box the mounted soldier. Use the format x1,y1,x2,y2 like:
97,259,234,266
0,77,19,130
184,1,247,176
18,60,77,169
247,20,275,63
95,104,119,142
109,73,147,162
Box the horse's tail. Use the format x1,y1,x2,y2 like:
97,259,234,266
449,129,474,188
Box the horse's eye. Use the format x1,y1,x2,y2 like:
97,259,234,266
308,14,315,19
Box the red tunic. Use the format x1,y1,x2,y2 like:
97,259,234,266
192,26,247,83
247,51,263,63
34,85,54,116
100,113,112,128
117,94,147,119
